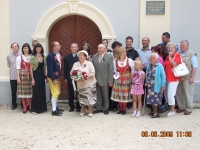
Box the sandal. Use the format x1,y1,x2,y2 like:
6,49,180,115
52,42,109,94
151,114,160,118
149,112,154,116
31,111,37,115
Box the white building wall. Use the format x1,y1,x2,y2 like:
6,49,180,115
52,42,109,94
170,0,200,82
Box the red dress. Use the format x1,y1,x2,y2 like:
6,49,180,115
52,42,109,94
111,58,132,102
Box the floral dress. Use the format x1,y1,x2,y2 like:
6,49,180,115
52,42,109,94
146,63,162,105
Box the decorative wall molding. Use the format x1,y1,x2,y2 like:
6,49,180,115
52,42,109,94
68,0,79,13
32,1,116,52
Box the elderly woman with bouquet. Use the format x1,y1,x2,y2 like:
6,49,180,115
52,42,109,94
71,50,97,117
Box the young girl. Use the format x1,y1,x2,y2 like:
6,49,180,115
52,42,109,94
130,59,145,117
16,43,32,113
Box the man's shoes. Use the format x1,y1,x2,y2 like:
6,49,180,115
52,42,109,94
104,110,109,115
176,109,185,113
93,109,102,114
11,105,17,110
52,110,62,116
117,110,122,114
56,107,64,112
184,111,192,115
69,108,74,112
76,109,81,112
121,111,126,115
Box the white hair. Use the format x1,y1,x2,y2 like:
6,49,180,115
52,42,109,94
167,42,177,50
180,40,189,46
150,53,159,59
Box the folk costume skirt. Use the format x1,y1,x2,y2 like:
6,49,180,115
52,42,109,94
17,70,32,98
111,72,132,103
78,84,97,106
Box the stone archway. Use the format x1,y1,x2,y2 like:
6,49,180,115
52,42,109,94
32,0,116,53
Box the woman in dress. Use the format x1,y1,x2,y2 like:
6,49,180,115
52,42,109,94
81,42,92,61
146,53,166,118
30,43,47,114
164,42,181,117
111,47,134,115
16,43,32,113
71,50,97,117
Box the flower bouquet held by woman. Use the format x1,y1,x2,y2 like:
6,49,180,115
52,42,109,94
71,69,88,91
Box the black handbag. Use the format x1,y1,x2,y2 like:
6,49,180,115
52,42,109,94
157,102,169,113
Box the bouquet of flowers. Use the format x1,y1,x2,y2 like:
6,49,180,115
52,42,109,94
71,70,88,91
71,70,88,81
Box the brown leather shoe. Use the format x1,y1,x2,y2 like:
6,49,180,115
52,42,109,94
184,111,192,115
176,109,185,113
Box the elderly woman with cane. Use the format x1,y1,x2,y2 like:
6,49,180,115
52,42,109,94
145,53,166,118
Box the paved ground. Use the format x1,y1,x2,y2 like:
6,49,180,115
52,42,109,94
0,103,200,150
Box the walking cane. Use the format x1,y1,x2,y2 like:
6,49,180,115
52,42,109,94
142,86,146,116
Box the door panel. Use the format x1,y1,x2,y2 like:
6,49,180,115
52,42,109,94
48,15,102,99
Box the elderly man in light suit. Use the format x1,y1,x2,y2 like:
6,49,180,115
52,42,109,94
92,44,114,115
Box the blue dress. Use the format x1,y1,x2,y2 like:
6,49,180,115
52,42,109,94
146,64,162,105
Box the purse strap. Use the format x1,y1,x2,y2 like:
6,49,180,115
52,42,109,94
173,53,183,64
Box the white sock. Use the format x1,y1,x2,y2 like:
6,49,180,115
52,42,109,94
55,99,58,108
136,111,140,117
52,98,56,111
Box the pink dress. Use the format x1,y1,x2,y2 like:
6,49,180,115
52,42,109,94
130,70,144,95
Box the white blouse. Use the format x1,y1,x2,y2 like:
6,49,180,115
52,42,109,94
56,53,61,69
113,57,134,73
16,55,31,69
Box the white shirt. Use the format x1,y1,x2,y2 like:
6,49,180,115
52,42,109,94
113,57,134,73
56,53,61,69
16,55,31,69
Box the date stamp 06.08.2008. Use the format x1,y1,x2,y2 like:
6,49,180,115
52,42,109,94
141,131,192,137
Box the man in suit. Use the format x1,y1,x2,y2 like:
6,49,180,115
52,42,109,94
47,41,64,116
92,44,114,115
64,43,80,112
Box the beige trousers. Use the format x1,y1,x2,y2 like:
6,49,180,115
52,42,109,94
176,80,194,112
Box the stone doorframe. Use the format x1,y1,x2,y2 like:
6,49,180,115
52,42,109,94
32,0,116,53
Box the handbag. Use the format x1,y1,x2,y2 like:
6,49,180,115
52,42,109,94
157,102,169,113
172,55,189,77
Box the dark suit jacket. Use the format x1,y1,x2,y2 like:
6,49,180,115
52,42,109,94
47,52,62,81
64,53,78,84
92,53,114,86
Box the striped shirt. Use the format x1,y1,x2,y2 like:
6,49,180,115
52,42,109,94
7,52,20,80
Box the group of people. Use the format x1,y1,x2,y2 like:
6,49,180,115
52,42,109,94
7,32,198,118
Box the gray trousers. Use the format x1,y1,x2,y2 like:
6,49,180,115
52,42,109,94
96,83,109,111
176,80,194,112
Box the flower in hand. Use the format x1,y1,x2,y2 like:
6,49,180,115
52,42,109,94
81,71,88,80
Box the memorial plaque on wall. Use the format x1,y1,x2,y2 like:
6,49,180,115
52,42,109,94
146,1,165,14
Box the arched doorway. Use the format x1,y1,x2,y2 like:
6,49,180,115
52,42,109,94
48,15,102,99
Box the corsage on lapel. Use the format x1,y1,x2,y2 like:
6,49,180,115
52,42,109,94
102,57,106,62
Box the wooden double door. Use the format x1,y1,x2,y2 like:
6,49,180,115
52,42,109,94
48,15,102,99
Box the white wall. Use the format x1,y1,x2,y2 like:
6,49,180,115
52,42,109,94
10,0,140,51
10,0,65,50
83,0,140,49
0,0,10,81
170,0,200,81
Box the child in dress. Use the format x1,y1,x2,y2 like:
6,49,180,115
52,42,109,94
130,59,145,117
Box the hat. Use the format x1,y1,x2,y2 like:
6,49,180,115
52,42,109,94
77,50,89,59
